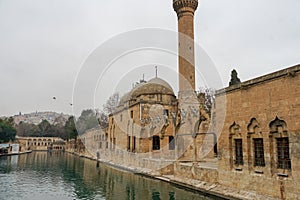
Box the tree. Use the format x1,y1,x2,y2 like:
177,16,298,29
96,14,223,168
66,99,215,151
64,116,78,140
102,93,119,114
16,121,42,137
16,121,26,136
16,118,71,139
6,117,14,126
38,119,51,136
0,119,16,143
97,111,109,128
97,92,120,128
76,109,99,135
198,87,215,115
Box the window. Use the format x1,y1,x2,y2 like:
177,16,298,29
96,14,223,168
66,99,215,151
169,136,175,150
152,136,160,150
163,109,169,117
229,122,242,168
277,138,291,169
120,114,123,122
127,136,131,151
253,138,265,166
130,111,133,118
235,139,243,165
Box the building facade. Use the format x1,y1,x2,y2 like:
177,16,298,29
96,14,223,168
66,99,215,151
215,65,300,199
17,136,64,151
75,0,300,199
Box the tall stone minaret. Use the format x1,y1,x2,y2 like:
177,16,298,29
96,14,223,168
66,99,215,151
173,0,198,93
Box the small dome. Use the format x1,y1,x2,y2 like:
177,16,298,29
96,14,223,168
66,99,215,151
148,78,173,91
118,92,131,106
131,78,175,98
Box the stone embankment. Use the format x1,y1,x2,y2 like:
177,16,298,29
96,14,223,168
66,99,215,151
65,149,279,200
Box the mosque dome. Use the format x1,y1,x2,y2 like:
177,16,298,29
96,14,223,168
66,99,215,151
130,77,175,98
118,78,175,107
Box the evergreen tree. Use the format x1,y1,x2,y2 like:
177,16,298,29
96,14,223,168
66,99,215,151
0,119,16,143
38,119,51,136
65,116,78,140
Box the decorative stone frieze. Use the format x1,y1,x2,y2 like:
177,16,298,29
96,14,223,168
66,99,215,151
173,0,198,14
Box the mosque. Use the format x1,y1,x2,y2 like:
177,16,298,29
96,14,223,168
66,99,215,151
77,0,300,199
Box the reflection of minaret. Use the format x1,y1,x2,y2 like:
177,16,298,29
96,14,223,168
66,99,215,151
173,0,198,92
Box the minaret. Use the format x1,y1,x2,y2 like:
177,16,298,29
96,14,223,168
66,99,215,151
173,0,198,92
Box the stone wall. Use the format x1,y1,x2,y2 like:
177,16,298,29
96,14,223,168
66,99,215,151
174,162,218,183
215,64,300,199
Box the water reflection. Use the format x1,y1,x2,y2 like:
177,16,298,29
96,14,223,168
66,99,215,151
0,152,216,200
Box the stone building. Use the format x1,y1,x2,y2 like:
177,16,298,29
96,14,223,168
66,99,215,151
215,65,300,199
52,140,66,151
75,0,300,199
81,77,183,170
108,77,177,155
17,136,63,151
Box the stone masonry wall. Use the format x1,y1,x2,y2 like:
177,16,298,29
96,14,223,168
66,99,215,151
215,65,300,199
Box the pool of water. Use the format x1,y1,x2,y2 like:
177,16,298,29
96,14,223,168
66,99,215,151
0,152,219,200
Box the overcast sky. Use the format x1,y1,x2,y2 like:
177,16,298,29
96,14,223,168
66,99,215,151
0,0,299,117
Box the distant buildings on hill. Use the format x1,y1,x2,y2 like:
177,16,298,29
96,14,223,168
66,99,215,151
13,111,70,125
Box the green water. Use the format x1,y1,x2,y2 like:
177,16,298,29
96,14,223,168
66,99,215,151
0,152,219,200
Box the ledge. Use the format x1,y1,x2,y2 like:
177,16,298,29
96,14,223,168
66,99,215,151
277,173,288,177
254,170,264,174
216,64,300,96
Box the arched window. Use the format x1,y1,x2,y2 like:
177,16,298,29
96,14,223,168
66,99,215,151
229,122,243,167
269,117,291,170
276,138,290,169
253,138,265,166
247,118,265,168
235,139,243,165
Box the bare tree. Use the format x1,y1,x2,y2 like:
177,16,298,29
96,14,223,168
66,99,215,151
103,93,119,114
97,92,120,128
197,87,215,115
